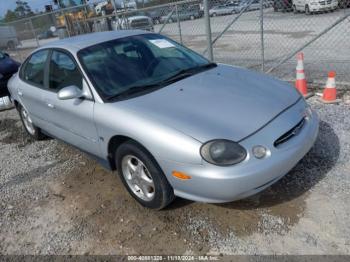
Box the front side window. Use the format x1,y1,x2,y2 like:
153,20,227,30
48,50,83,91
78,33,211,101
23,50,49,86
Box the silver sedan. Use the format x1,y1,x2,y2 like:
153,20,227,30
8,30,319,209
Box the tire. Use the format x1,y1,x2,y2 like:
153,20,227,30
305,5,311,14
7,41,15,50
116,141,175,209
190,15,195,20
212,12,217,17
18,104,45,140
168,18,173,23
293,5,298,13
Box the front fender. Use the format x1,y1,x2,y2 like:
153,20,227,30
94,102,203,165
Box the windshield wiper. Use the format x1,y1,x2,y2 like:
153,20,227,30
160,62,217,85
106,83,161,101
106,62,217,101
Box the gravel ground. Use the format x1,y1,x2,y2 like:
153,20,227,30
0,94,349,255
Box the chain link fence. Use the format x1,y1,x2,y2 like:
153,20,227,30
1,0,350,86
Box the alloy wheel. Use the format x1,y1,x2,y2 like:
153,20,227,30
20,107,35,135
121,155,155,202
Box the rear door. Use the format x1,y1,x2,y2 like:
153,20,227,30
18,49,51,130
42,49,100,156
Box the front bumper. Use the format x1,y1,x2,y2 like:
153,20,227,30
159,98,319,203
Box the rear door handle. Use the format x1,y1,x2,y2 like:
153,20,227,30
47,103,55,109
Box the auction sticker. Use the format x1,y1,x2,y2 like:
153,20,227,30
149,39,175,48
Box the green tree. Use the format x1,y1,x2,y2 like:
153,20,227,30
14,0,34,18
4,10,18,22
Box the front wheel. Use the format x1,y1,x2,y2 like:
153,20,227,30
116,141,175,209
18,104,44,140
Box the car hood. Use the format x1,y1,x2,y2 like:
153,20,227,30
120,64,301,142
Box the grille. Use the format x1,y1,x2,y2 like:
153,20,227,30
274,118,305,147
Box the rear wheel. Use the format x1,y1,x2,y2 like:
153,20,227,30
190,15,195,20
305,5,311,14
212,12,217,17
18,104,44,140
116,141,175,209
293,5,298,13
7,41,15,50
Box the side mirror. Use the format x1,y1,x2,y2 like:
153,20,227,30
4,53,9,57
57,85,83,100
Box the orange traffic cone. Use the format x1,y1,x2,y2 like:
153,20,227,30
320,71,340,104
295,52,313,98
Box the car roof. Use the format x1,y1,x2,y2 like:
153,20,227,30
37,30,151,54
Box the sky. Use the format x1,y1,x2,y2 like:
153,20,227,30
0,0,52,17
0,0,102,18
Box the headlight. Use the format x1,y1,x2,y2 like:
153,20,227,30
200,139,247,166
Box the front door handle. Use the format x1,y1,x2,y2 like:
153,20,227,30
47,103,55,109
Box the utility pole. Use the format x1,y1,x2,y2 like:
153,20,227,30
203,0,213,61
111,0,118,14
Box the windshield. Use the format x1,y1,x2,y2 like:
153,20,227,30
78,34,211,101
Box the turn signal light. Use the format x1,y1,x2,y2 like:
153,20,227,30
172,171,191,180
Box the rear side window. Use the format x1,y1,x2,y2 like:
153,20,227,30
22,50,49,86
48,50,82,91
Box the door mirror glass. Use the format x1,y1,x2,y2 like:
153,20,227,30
57,85,82,100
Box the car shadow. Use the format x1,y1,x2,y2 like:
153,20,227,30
167,120,339,210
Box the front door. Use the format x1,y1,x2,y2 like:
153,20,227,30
43,49,100,156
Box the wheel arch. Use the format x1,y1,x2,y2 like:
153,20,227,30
107,135,157,171
13,99,20,110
